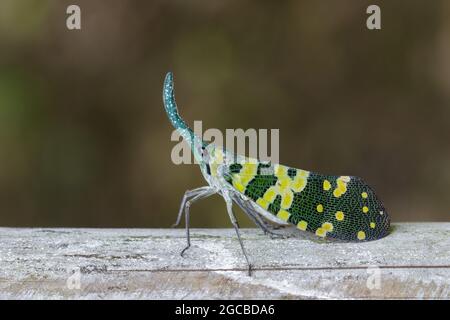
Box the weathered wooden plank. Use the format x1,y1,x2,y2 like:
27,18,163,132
0,223,449,299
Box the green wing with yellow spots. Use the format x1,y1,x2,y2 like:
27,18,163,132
224,161,390,241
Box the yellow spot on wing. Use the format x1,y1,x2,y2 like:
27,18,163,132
256,198,269,210
233,181,245,193
322,222,334,232
333,176,350,198
281,191,293,209
241,162,257,175
277,209,291,222
238,163,258,185
278,177,290,190
274,164,288,178
297,220,308,231
370,222,376,229
263,186,278,203
362,206,369,213
239,176,253,186
315,228,327,238
357,231,366,240
335,211,344,221
362,192,368,199
290,169,309,192
291,177,307,192
316,204,324,213
297,169,309,177
323,180,331,191
333,189,342,198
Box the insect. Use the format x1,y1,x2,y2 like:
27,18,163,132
163,72,390,275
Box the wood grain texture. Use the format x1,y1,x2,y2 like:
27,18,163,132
0,223,449,299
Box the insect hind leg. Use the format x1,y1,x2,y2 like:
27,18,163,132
232,195,289,239
233,196,271,233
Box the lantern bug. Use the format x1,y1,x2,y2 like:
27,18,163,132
163,72,390,275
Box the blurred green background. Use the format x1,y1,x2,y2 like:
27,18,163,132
0,0,449,227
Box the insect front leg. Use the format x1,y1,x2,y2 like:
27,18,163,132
172,186,211,227
180,188,216,257
224,194,253,276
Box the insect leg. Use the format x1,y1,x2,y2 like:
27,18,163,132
232,195,288,239
232,195,273,233
172,186,211,227
224,196,253,276
180,188,216,256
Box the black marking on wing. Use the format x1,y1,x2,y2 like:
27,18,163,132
244,175,277,202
